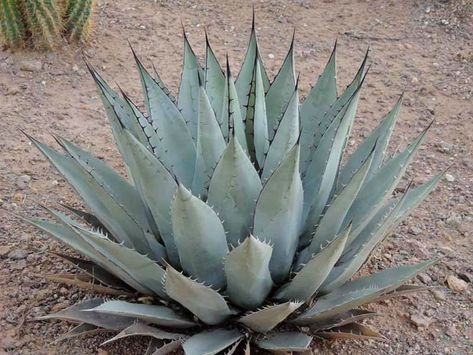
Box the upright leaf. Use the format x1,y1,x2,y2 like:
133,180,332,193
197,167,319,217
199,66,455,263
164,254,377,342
253,60,269,168
204,32,226,117
238,301,303,332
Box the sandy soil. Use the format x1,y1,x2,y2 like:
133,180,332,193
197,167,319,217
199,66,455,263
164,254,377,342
0,0,472,354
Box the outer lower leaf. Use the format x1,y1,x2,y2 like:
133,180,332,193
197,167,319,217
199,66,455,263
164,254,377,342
299,146,373,255
133,50,196,186
317,323,384,340
151,339,184,355
337,95,403,189
253,60,269,168
275,225,350,302
182,329,243,355
123,131,180,266
56,323,107,342
224,235,273,309
309,309,381,331
38,299,133,330
89,301,196,328
78,228,167,298
192,87,226,198
171,184,228,289
238,301,303,332
265,36,296,139
178,33,204,141
59,204,109,235
27,136,150,254
294,259,436,323
164,265,234,325
253,144,303,283
207,135,262,246
301,88,362,239
262,85,299,182
256,332,313,352
205,33,226,119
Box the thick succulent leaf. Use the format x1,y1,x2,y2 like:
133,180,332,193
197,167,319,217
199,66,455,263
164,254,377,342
192,87,226,197
220,61,247,150
38,298,134,330
301,88,362,239
59,204,109,235
253,60,269,168
151,65,178,104
90,301,195,328
171,184,228,288
235,16,269,121
164,265,234,325
262,85,300,182
224,235,273,309
275,225,350,302
299,147,373,255
207,135,262,246
337,95,403,189
253,144,303,283
149,339,184,355
265,36,296,139
294,259,436,323
182,329,243,355
376,284,430,302
256,332,313,352
344,125,431,247
238,301,303,332
309,309,381,331
56,323,107,342
300,48,367,174
77,228,167,298
101,321,185,346
317,323,384,340
225,339,243,355
205,33,226,118
133,50,196,186
123,131,180,266
27,135,151,254
178,33,204,141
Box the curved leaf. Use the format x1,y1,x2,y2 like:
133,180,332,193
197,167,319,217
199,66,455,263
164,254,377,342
253,144,303,283
238,301,303,332
317,323,384,340
253,60,269,168
164,265,234,325
224,235,273,309
183,329,243,355
171,184,228,288
256,332,312,352
207,136,262,246
205,33,226,120
309,309,381,331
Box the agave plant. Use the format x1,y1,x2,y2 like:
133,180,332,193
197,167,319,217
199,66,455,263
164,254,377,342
24,16,444,354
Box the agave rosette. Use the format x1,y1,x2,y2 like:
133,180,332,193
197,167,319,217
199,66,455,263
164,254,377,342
25,17,444,354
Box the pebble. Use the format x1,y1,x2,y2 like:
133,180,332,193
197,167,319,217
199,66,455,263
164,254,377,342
431,289,446,301
0,245,11,258
446,275,468,292
409,226,422,235
7,249,28,260
446,213,462,228
445,173,455,182
19,60,43,72
410,314,433,328
268,53,275,59
418,273,432,284
16,175,31,190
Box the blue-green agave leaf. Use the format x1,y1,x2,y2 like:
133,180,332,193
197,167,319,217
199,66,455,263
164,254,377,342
164,265,234,325
317,323,384,340
238,301,303,332
178,33,204,141
256,332,313,352
207,135,262,246
294,259,436,323
192,86,226,198
275,224,350,302
265,35,296,139
101,322,185,346
133,50,196,186
171,184,228,289
262,85,299,182
204,32,226,118
123,131,180,266
89,300,196,328
253,144,303,283
183,329,243,355
224,235,273,309
253,60,269,168
309,309,381,331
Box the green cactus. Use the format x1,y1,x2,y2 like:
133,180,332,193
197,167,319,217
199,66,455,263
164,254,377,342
21,0,62,48
65,0,94,42
0,0,26,48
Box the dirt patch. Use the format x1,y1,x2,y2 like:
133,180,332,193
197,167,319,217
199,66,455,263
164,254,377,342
0,0,472,354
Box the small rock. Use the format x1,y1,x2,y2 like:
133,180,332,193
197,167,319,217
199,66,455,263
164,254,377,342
19,60,43,72
16,175,31,190
411,76,419,84
431,289,446,301
268,53,275,59
437,141,453,154
0,246,11,258
72,64,79,71
418,273,432,284
8,249,28,260
409,226,422,235
445,173,455,182
446,213,462,228
410,314,433,328
446,275,468,293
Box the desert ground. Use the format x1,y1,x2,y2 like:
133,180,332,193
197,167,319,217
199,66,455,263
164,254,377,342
0,0,472,354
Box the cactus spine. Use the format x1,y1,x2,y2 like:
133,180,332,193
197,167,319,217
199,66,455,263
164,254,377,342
0,0,26,48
